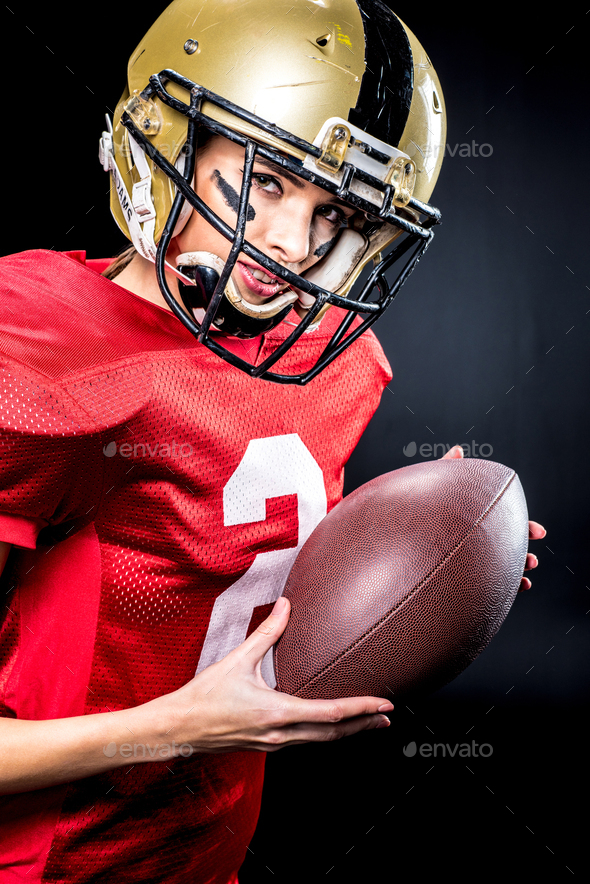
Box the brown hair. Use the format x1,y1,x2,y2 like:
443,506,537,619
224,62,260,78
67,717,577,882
102,244,136,280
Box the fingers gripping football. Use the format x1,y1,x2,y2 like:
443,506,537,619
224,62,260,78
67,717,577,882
441,446,546,592
165,597,392,754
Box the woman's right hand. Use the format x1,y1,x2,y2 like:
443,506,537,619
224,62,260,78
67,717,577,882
160,596,393,754
0,590,392,795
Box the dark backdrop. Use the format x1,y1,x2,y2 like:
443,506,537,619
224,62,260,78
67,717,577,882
2,2,588,880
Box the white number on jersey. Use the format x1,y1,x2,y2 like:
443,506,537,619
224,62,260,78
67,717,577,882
195,434,327,687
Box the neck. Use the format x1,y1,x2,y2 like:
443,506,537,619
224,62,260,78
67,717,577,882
113,250,184,313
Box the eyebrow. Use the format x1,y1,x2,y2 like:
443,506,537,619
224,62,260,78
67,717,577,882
253,156,353,211
253,156,306,189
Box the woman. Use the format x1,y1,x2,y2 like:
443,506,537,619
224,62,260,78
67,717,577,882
0,0,543,880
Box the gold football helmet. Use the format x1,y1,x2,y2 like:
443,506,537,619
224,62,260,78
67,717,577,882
99,0,446,383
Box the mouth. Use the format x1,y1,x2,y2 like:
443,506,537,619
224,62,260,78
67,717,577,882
236,261,291,299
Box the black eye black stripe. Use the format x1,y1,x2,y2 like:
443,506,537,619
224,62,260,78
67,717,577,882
212,170,256,221
314,235,338,258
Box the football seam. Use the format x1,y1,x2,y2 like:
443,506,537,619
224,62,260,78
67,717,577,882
286,470,519,697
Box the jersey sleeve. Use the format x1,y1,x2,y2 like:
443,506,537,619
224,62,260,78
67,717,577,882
0,356,106,548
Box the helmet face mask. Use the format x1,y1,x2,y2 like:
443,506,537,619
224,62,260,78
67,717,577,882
101,0,446,384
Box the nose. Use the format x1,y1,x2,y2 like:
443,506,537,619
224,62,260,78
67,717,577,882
263,203,312,267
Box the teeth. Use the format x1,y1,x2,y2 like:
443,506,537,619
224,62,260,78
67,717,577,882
251,268,274,284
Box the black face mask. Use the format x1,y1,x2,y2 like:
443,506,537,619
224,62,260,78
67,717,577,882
122,67,440,385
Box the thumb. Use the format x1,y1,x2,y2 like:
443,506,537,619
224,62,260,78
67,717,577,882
241,596,291,661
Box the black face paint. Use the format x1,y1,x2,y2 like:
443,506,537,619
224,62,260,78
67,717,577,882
212,170,256,221
314,235,337,259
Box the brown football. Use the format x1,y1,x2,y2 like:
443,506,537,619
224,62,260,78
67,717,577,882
273,458,528,700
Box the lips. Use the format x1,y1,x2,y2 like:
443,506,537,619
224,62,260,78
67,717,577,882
236,261,290,299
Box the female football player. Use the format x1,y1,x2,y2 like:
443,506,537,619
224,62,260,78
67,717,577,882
0,0,544,881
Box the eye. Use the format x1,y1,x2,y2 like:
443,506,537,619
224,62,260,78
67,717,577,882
252,173,282,195
316,204,347,226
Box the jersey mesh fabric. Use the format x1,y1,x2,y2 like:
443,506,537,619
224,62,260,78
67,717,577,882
0,250,392,883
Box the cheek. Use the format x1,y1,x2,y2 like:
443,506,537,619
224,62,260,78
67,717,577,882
175,205,226,257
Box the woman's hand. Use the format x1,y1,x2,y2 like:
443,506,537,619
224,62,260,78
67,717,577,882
162,596,392,754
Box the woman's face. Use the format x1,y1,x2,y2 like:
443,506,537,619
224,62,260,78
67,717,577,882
171,134,356,306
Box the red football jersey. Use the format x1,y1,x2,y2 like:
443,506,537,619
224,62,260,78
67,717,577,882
0,250,392,882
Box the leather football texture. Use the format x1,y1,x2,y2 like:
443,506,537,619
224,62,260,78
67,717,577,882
273,459,529,700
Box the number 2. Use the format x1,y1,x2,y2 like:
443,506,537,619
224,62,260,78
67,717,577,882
195,434,327,687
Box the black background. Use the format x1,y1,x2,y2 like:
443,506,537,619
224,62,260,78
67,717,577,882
2,1,588,880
